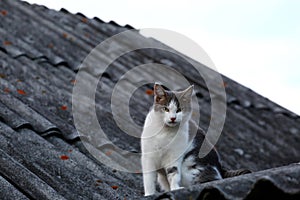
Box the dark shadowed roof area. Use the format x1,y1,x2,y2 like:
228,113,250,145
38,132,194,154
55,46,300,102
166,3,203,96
0,0,299,199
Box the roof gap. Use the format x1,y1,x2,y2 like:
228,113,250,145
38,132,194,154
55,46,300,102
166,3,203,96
54,61,71,68
108,20,121,27
124,24,135,30
13,54,34,60
0,46,8,54
14,123,34,131
93,17,104,23
76,12,87,18
59,8,70,14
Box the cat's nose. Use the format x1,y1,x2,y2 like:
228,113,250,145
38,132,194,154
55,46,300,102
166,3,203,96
170,117,176,122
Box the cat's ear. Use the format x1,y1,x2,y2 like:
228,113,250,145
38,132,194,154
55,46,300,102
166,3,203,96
180,85,194,102
154,83,166,103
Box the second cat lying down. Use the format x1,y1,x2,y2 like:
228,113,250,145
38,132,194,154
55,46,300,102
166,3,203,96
141,83,250,196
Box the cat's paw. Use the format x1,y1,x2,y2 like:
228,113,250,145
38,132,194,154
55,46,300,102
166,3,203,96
144,193,153,197
171,186,184,191
144,191,156,196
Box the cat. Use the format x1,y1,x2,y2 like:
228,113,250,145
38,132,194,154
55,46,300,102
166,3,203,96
141,83,250,196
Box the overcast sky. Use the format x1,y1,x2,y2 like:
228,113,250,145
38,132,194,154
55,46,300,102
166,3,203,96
25,0,300,115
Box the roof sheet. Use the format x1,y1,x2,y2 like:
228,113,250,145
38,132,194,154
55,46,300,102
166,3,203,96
0,0,299,199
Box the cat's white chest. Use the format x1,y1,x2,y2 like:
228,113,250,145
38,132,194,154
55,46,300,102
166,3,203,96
151,128,178,151
141,111,189,169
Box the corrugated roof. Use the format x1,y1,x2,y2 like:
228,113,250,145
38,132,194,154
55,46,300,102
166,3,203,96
147,163,300,200
0,0,299,199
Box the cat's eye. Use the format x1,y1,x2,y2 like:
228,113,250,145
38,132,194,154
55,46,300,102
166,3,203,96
163,107,169,112
176,108,182,113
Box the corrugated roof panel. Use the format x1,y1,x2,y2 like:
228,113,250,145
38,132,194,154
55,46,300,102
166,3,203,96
0,0,299,199
0,175,30,200
147,164,300,200
0,122,143,199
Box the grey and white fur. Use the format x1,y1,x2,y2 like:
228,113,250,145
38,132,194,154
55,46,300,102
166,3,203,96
141,83,250,196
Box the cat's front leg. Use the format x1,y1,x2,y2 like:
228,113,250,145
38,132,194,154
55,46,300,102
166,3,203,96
142,155,157,196
166,161,184,191
143,171,157,196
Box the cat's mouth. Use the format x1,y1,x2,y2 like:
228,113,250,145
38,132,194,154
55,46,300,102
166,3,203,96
166,121,178,127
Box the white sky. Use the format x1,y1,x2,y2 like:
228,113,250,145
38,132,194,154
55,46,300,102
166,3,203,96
25,0,300,115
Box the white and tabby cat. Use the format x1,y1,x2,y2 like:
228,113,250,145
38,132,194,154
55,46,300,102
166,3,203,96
141,83,250,196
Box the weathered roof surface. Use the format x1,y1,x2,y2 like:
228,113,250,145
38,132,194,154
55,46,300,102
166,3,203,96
147,163,300,200
0,0,299,199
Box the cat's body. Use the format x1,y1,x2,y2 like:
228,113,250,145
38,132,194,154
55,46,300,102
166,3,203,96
141,83,250,196
141,84,222,196
181,121,223,187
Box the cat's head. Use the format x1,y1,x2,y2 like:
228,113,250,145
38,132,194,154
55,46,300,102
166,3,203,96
153,83,193,127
